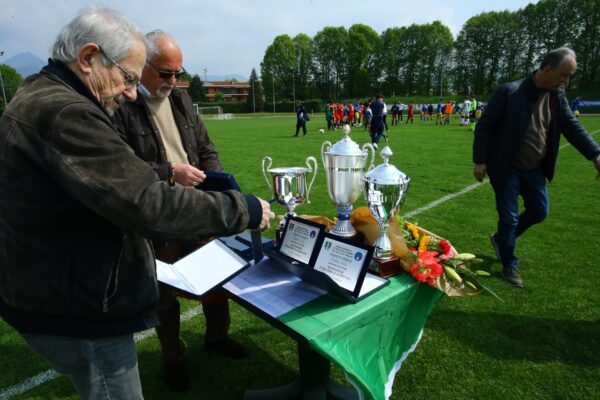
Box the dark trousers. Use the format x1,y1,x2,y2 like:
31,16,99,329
295,120,307,136
491,167,549,270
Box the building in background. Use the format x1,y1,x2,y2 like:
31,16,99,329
204,80,250,103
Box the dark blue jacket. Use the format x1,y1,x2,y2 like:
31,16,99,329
473,73,600,184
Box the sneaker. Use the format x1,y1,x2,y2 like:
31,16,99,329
205,336,248,359
502,267,523,288
163,359,190,392
489,234,501,261
373,143,378,150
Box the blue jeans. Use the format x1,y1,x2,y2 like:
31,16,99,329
491,167,549,270
21,333,143,400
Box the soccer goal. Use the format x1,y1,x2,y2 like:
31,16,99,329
195,105,233,120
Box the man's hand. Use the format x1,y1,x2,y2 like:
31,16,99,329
172,164,206,186
257,197,276,231
473,163,487,182
594,157,600,180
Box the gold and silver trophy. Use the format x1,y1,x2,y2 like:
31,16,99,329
321,125,375,237
262,156,318,228
363,146,410,259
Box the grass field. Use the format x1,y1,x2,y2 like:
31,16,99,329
2,115,599,400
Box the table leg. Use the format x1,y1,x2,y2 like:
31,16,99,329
243,342,358,400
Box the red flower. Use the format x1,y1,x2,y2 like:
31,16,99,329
439,240,453,259
410,250,443,284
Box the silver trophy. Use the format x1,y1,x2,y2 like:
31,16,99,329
364,146,410,259
262,156,318,227
321,124,375,237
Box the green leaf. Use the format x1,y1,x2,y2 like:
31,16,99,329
475,270,491,276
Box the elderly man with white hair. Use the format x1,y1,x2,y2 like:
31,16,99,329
0,7,274,399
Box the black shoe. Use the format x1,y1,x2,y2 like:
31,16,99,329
163,359,190,392
502,267,523,288
205,336,248,359
489,234,501,261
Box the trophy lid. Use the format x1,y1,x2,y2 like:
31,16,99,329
364,146,408,185
329,124,365,156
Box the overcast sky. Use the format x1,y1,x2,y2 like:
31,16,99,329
1,0,536,79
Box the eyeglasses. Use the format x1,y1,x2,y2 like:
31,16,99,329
146,61,186,79
98,47,140,89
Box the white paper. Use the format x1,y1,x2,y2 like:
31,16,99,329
313,237,368,293
157,239,248,296
224,257,326,318
279,219,320,264
358,273,388,298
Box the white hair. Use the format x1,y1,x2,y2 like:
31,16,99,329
50,7,148,64
145,30,178,61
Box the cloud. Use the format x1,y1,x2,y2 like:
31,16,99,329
0,0,534,78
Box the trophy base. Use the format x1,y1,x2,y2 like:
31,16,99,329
368,256,404,278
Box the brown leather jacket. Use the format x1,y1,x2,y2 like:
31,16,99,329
0,61,260,337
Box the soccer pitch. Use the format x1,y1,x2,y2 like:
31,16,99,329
1,115,599,399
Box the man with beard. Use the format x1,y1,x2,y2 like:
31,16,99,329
115,30,252,391
0,9,274,399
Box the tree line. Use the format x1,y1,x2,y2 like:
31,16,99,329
253,0,599,108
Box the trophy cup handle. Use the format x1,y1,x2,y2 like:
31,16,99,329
320,141,332,169
305,156,318,204
261,156,273,191
362,143,376,171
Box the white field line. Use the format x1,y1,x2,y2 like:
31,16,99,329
0,307,202,400
1,129,598,399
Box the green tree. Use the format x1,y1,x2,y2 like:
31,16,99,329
188,74,205,102
246,68,263,112
0,64,23,111
342,24,379,98
293,33,313,100
311,26,346,100
214,92,225,102
260,34,296,102
571,0,600,89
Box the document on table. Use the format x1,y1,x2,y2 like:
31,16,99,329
157,239,249,297
224,257,326,318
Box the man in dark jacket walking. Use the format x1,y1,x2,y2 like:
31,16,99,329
115,30,247,392
473,47,600,288
0,9,274,399
294,100,309,137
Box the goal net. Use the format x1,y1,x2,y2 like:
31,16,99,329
195,105,233,120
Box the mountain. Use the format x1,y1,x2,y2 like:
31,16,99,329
3,52,46,78
205,73,248,82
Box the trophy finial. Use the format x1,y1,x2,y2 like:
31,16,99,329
380,146,393,164
342,124,351,136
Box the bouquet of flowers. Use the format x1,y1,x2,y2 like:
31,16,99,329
400,219,501,299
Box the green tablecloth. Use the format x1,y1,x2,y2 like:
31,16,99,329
277,274,443,400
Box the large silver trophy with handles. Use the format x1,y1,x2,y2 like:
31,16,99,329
364,146,410,259
262,156,318,228
321,125,375,237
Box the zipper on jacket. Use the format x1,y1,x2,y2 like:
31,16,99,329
102,233,126,313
